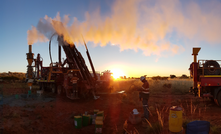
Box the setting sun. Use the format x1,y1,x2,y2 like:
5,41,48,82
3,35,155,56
111,68,125,79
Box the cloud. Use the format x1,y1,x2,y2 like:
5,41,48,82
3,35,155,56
27,0,221,56
27,26,48,45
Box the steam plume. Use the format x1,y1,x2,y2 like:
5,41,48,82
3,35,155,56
27,0,221,56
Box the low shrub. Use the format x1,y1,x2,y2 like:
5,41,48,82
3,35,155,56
1,76,19,81
110,78,193,95
210,125,221,134
146,122,163,134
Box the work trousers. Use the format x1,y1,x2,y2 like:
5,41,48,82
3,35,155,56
139,92,149,120
142,97,149,120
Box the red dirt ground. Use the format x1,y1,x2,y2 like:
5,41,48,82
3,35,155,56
1,83,221,134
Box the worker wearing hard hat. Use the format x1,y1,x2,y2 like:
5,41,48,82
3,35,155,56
137,76,150,120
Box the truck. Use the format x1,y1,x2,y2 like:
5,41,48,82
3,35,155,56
26,34,111,99
189,47,221,106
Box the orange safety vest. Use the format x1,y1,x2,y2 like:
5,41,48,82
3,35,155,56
142,81,149,94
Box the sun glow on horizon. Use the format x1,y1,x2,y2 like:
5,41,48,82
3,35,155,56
111,68,125,79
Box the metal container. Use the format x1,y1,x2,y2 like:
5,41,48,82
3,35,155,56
82,114,90,127
169,106,183,132
28,90,31,95
95,116,104,121
95,120,103,134
74,116,82,129
94,110,99,115
96,111,104,119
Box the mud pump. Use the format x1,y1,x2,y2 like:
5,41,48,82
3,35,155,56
26,34,100,99
189,47,221,106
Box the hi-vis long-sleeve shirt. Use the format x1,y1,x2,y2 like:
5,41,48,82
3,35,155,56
141,81,149,94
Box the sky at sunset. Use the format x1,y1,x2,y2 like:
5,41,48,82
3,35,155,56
1,0,221,78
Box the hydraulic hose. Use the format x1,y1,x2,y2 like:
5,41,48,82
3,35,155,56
49,33,57,64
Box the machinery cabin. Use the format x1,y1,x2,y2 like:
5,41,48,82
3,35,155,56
189,47,221,106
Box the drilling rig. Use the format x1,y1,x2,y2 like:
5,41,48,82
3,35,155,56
26,34,104,99
189,47,221,106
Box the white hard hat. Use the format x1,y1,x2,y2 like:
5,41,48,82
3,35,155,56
140,76,145,81
133,109,139,115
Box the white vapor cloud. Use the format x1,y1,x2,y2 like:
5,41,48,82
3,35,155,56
27,0,221,57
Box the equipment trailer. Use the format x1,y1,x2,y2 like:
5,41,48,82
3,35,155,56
189,47,221,106
26,34,100,99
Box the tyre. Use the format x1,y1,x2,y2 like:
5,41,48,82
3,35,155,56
217,91,221,106
204,60,220,75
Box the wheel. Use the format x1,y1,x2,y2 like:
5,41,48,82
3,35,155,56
204,60,220,75
217,91,221,106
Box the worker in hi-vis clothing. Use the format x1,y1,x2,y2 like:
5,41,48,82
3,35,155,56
137,76,150,120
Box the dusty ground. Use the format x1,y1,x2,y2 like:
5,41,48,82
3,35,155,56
0,82,221,134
